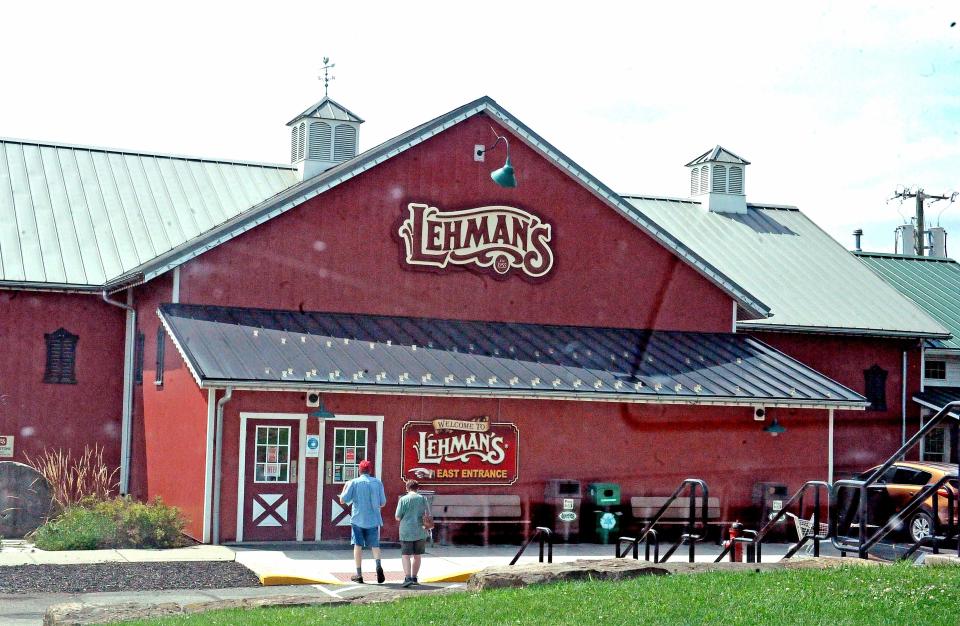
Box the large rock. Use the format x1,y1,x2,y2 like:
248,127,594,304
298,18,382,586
0,461,53,538
468,558,785,591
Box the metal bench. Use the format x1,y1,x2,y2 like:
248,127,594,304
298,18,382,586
431,494,529,545
630,496,722,535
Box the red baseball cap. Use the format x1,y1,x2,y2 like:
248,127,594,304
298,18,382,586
358,459,372,473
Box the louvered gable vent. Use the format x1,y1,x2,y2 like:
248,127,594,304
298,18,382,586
44,328,78,384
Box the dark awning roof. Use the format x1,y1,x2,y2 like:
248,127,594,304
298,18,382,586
914,387,960,418
158,304,867,409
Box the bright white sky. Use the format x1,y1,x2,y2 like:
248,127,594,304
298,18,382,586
1,1,957,253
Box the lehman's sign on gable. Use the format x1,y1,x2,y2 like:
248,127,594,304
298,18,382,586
397,203,554,279
401,417,519,485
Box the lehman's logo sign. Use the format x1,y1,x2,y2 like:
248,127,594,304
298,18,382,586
401,417,519,485
397,203,554,279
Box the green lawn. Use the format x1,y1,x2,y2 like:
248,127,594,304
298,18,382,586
127,563,960,626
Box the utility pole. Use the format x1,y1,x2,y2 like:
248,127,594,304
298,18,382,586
890,187,952,255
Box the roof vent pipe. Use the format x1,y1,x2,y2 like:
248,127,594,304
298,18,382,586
853,229,863,252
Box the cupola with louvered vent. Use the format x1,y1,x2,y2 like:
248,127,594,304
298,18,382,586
286,97,364,180
686,145,749,214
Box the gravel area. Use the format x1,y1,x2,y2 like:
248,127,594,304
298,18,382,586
0,561,261,594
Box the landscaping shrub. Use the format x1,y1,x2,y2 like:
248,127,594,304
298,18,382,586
32,497,187,550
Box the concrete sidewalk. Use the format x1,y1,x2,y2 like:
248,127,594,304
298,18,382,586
232,541,796,585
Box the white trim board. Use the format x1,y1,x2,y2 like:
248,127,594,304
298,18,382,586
236,412,308,543
314,415,384,542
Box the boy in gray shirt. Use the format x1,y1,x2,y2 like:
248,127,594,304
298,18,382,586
395,479,429,587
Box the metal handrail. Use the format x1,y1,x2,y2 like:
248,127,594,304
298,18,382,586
713,529,757,562
509,526,553,566
616,529,659,562
626,478,709,564
831,399,960,559
835,475,958,557
902,478,957,559
753,480,830,563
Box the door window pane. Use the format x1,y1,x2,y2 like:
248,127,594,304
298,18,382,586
254,425,292,483
332,427,368,484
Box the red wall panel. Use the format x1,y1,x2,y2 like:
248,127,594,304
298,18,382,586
0,291,124,468
179,113,734,333
132,275,210,539
754,331,920,477
215,390,831,542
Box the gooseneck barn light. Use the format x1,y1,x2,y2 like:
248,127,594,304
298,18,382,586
309,400,336,419
476,129,517,188
763,418,786,437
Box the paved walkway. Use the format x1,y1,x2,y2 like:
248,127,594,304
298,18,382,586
232,541,795,584
0,541,805,625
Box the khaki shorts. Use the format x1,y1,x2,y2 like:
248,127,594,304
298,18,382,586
401,539,426,555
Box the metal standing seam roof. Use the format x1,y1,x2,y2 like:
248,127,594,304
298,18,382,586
855,252,960,350
913,386,960,418
286,97,365,125
158,303,867,409
622,196,951,339
0,138,298,290
115,96,770,319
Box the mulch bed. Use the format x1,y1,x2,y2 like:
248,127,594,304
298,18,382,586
0,561,261,594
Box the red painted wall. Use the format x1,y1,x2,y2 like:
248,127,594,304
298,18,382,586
0,291,124,468
132,274,210,540
754,331,922,477
215,390,831,542
178,113,734,333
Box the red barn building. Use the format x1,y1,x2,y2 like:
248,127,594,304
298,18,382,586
0,96,948,543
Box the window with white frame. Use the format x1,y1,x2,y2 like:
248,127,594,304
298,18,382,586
332,427,367,483
922,426,948,462
925,360,947,380
254,425,290,483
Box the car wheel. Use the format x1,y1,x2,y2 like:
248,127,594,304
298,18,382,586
908,511,933,543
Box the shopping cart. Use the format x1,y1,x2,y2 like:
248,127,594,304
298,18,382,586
785,512,830,555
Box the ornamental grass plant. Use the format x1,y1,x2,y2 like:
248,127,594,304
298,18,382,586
24,445,119,510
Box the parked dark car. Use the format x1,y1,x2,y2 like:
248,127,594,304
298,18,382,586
838,462,959,543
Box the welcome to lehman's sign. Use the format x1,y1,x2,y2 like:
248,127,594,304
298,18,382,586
398,202,554,279
401,416,519,486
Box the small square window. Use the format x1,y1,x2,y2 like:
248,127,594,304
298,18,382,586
925,360,947,381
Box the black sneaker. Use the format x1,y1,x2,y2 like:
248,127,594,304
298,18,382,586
376,566,386,584
350,574,364,584
411,576,419,585
401,576,413,588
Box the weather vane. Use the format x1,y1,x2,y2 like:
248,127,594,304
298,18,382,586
319,57,335,97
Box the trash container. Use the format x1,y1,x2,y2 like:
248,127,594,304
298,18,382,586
545,479,582,542
588,482,622,544
752,482,789,527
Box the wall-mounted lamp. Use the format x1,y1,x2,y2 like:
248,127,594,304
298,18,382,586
307,392,336,418
763,418,786,437
475,129,517,188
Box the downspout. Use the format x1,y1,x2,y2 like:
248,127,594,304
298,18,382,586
202,389,216,543
901,350,908,447
102,289,136,495
213,387,233,544
828,408,834,484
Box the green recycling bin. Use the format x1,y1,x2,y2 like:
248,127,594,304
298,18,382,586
593,509,622,544
588,483,621,506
